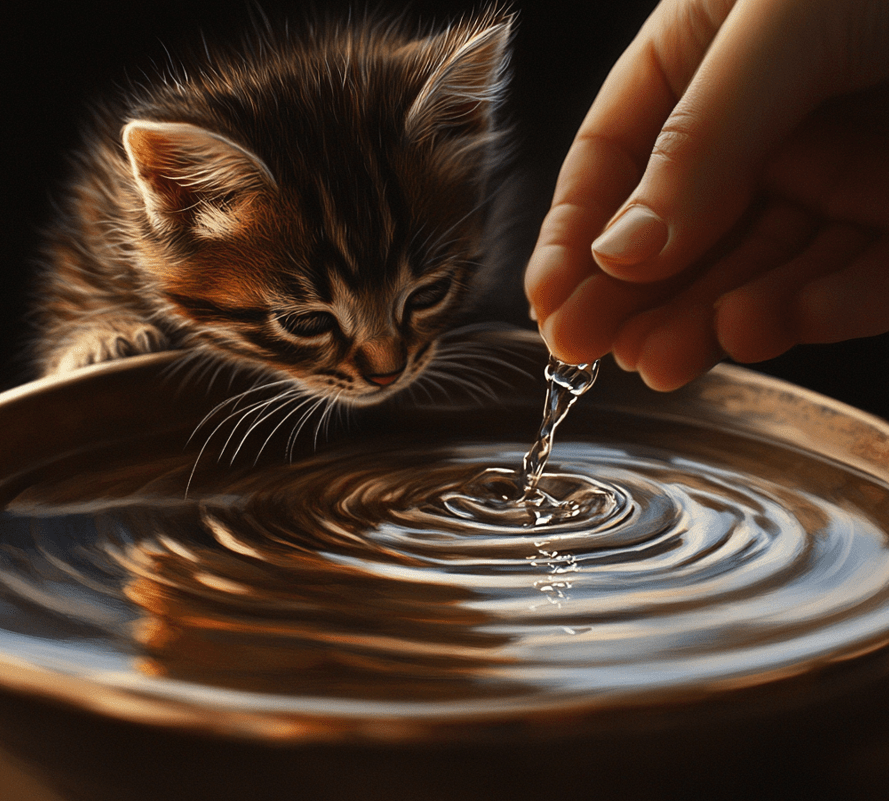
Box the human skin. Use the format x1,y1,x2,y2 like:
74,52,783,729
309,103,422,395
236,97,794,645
524,0,889,390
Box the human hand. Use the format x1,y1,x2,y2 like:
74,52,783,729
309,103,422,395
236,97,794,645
524,0,889,391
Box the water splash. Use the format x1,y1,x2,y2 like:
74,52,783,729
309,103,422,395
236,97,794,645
441,356,607,527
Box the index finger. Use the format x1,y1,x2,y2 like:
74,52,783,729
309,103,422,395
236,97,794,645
525,0,734,318
523,135,638,320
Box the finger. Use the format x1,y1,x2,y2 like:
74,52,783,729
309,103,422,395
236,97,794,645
794,237,889,343
716,223,874,362
539,271,674,365
524,137,637,321
593,0,834,284
543,194,814,369
612,198,816,371
614,200,815,390
634,302,724,392
525,0,731,320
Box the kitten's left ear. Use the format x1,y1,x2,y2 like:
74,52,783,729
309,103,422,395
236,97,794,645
405,12,513,142
122,120,275,236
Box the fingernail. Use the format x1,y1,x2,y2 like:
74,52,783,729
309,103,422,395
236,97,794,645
592,205,668,269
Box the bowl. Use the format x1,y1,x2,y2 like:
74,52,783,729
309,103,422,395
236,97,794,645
1,329,889,800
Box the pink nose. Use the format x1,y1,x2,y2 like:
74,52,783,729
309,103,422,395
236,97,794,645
365,369,402,387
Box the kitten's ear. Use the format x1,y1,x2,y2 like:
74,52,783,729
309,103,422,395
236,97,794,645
405,13,513,142
122,120,275,236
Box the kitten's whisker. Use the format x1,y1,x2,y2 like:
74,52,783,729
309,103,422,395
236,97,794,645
223,390,303,464
314,392,343,448
187,388,266,454
426,358,516,390
331,392,349,433
187,379,293,445
166,352,237,400
228,389,308,465
428,346,525,381
408,376,437,405
159,356,196,390
287,395,329,460
184,398,267,497
338,397,354,433
440,320,537,340
411,373,452,403
184,379,298,495
251,394,319,465
433,341,539,382
203,359,240,396
216,399,274,462
180,354,216,386
443,377,500,405
160,350,226,395
446,343,536,364
191,392,269,455
158,350,197,382
421,368,500,405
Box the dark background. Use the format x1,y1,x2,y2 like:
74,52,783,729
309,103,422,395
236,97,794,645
3,0,887,418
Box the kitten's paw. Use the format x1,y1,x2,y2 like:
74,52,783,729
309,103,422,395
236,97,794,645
45,320,168,375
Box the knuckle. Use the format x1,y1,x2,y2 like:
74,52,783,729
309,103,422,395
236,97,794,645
650,112,700,165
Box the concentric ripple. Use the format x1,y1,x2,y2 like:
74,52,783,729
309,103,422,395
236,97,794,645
3,425,889,732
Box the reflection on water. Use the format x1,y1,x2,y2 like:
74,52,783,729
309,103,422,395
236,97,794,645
2,405,889,733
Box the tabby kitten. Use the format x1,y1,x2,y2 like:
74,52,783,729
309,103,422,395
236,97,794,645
35,9,514,407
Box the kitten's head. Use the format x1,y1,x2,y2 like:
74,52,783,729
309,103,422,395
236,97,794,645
121,9,513,406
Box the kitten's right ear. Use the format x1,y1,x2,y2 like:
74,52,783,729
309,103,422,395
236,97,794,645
405,12,514,143
122,120,275,237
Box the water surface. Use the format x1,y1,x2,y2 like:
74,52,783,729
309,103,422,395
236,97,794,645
2,397,889,736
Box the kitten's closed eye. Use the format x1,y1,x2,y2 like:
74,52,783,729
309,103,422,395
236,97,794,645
275,311,338,340
406,276,453,312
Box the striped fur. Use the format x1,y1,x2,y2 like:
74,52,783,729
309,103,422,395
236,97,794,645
35,8,514,407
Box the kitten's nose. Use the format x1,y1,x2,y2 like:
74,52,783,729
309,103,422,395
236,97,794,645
356,336,406,387
364,367,404,387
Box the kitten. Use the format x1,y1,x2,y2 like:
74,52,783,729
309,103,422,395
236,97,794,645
34,8,514,408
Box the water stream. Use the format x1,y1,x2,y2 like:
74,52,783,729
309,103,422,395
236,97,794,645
442,357,610,527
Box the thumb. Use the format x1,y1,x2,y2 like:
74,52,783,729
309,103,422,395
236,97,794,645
593,0,832,284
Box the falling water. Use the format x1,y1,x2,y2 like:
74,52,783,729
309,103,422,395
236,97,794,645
441,356,612,527
520,357,600,495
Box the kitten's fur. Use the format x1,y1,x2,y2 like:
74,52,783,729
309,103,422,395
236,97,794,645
35,8,514,407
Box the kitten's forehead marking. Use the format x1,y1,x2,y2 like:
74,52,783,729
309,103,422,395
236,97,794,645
316,179,359,276
313,148,397,279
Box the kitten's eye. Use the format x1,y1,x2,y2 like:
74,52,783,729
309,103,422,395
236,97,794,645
406,276,452,312
276,311,338,338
